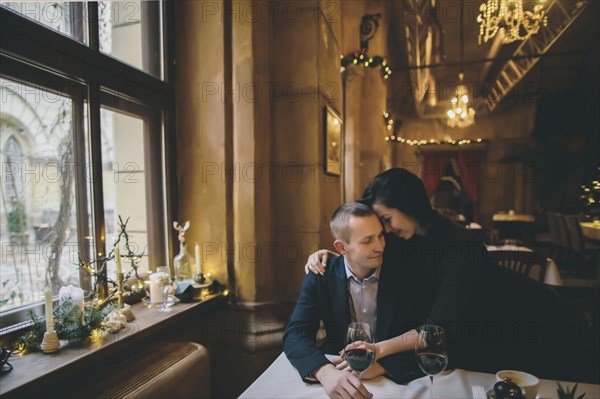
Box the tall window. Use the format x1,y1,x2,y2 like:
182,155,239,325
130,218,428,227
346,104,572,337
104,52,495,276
1,79,79,309
0,3,171,319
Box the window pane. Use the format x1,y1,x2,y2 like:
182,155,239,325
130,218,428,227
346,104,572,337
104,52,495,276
0,78,80,312
1,2,88,44
99,0,163,79
100,108,149,278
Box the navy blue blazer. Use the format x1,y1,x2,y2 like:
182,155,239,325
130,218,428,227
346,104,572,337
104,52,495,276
283,236,427,384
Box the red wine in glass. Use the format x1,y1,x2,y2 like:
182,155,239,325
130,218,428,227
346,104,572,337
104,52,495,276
415,325,447,397
417,352,448,375
345,348,375,373
344,322,374,380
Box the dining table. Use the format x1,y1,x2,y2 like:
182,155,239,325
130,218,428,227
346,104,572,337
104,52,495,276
580,221,600,242
239,352,600,399
492,213,535,222
492,213,536,242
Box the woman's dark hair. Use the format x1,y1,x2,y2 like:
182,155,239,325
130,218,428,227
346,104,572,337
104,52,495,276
360,168,436,226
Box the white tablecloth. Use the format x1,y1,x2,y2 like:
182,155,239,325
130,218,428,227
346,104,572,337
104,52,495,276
240,353,600,399
492,213,535,222
486,245,563,286
580,221,600,242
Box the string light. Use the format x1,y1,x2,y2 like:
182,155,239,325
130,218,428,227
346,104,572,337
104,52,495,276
384,109,484,145
341,51,392,79
384,132,486,147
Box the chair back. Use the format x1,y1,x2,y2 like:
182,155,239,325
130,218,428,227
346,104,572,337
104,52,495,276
554,213,571,250
489,249,548,283
564,214,585,253
546,212,560,246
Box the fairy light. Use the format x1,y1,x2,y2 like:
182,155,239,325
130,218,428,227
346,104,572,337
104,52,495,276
341,52,392,79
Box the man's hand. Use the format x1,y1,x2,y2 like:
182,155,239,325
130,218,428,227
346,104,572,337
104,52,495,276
314,364,373,399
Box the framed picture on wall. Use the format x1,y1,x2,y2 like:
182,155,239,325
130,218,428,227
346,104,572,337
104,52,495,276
324,105,342,176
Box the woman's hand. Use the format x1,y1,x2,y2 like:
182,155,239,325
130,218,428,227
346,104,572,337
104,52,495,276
336,345,386,380
343,341,381,361
304,249,338,275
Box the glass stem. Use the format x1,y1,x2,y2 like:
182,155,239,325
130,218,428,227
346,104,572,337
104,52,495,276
162,287,169,311
430,375,434,398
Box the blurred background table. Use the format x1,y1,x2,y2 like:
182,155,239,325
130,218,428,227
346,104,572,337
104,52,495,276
580,221,600,242
492,213,536,243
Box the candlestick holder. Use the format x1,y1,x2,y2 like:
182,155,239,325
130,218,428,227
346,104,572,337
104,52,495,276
41,331,60,354
116,272,135,322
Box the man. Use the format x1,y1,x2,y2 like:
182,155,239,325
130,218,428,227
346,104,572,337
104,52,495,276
283,202,423,399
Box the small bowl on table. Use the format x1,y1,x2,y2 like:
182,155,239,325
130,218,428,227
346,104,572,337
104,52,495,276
496,370,539,399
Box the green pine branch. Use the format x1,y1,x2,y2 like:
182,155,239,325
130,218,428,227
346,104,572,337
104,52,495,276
557,382,586,399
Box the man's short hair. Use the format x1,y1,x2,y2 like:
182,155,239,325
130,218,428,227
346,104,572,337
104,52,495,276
330,202,375,243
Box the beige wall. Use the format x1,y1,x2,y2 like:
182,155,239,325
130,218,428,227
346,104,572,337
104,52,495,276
175,1,228,284
175,0,343,303
340,0,392,200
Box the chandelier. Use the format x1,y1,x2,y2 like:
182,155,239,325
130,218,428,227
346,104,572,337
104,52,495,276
447,73,475,128
477,0,548,44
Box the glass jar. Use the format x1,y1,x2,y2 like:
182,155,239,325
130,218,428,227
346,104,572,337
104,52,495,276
174,243,192,281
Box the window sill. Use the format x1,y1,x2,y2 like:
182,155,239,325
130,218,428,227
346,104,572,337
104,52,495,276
0,294,226,397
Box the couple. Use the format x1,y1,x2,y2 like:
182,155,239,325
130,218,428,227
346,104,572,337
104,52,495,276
283,168,577,399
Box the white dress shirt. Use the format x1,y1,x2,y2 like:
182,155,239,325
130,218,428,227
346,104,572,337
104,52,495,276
344,259,380,339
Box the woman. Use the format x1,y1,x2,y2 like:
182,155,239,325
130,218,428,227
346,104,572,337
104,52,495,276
307,168,577,378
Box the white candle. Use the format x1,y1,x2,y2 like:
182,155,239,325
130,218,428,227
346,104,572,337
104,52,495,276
45,290,54,333
195,242,201,275
115,246,123,274
149,273,163,304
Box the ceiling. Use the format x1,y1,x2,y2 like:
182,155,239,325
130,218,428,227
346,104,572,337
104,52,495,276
386,0,599,120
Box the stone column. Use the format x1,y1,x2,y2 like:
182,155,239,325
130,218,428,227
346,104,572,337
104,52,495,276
175,0,228,283
343,65,364,201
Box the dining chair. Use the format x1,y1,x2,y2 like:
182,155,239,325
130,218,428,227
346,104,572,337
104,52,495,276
564,214,599,277
489,249,548,284
546,212,561,259
548,212,572,270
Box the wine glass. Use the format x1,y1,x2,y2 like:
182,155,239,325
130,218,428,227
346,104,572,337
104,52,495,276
344,322,375,380
415,325,448,397
155,267,173,313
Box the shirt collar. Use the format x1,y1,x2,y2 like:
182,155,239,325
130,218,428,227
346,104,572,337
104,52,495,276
343,258,380,283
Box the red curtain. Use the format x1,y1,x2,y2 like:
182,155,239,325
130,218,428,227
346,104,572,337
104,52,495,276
422,152,451,197
422,150,483,222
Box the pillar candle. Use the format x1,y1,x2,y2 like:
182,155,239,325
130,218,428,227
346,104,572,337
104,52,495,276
149,273,163,304
115,246,123,275
195,242,201,275
45,290,54,333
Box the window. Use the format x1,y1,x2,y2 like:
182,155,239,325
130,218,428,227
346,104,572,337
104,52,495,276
99,0,163,79
100,108,150,275
0,3,171,321
1,1,163,79
1,78,80,311
1,2,88,44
